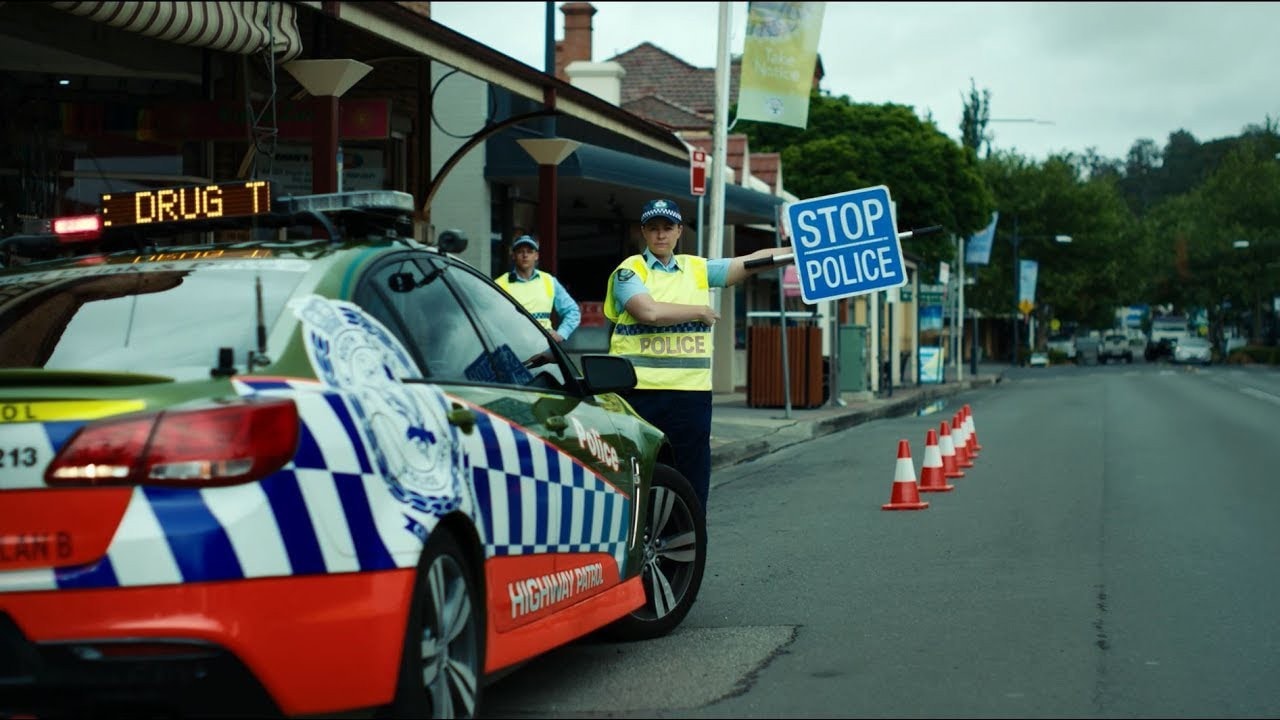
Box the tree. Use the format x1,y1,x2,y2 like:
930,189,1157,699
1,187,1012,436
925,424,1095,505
971,150,1138,336
959,78,992,158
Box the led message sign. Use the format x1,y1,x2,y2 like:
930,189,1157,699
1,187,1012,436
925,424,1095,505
101,180,272,228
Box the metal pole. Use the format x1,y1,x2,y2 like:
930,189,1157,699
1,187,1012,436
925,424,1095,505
956,236,965,383
827,299,843,407
697,194,705,257
885,291,894,397
970,271,980,377
1011,216,1020,367
774,204,793,419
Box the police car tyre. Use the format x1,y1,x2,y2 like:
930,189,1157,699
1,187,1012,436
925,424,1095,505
386,526,485,719
602,463,706,641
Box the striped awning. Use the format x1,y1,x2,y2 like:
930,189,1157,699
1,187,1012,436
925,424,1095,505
50,1,302,61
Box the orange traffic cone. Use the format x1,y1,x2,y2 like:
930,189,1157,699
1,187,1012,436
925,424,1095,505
882,439,929,511
952,414,974,468
964,404,982,454
918,428,955,492
939,421,965,479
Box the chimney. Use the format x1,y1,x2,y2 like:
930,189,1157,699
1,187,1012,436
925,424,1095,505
566,60,626,106
555,2,596,81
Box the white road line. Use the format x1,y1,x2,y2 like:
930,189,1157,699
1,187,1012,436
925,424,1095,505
1240,387,1280,406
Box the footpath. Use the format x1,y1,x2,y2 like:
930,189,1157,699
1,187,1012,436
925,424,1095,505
709,364,1007,471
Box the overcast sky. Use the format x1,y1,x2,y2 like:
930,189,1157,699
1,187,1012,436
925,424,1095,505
429,1,1280,162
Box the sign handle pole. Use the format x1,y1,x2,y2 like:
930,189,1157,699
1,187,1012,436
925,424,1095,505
772,204,793,418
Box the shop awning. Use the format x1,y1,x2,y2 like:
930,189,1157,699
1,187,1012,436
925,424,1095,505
50,1,302,61
487,137,784,227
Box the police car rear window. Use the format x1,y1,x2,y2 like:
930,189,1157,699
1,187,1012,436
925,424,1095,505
0,259,307,380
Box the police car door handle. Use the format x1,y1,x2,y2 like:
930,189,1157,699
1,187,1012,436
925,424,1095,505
448,404,476,434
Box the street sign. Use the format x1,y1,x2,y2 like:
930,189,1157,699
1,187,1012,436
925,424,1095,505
785,185,906,304
690,150,707,196
918,283,945,305
1018,299,1034,316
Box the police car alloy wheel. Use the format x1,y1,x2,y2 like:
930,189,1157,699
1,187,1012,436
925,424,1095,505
388,527,484,719
601,464,706,641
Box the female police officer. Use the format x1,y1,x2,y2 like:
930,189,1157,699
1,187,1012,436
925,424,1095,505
604,198,790,516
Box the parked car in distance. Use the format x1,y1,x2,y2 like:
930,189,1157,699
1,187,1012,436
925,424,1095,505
1046,334,1077,361
1145,336,1179,362
1075,335,1101,366
1028,351,1050,367
1173,335,1213,365
1099,333,1134,363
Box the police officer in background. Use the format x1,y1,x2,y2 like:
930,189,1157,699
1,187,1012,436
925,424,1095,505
495,234,581,343
604,198,791,516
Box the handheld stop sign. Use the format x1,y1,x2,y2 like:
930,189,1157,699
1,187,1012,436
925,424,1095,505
744,185,942,305
788,185,903,303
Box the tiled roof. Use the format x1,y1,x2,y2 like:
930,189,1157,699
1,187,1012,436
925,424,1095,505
610,42,742,118
621,96,713,132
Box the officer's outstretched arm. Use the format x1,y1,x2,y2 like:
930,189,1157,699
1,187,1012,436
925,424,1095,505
624,293,720,326
724,246,793,287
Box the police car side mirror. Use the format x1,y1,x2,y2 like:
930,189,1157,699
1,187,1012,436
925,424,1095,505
580,354,637,394
437,229,468,254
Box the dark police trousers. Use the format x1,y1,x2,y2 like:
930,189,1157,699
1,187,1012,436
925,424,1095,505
624,389,712,516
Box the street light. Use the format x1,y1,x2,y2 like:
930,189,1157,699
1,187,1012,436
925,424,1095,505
1010,216,1072,366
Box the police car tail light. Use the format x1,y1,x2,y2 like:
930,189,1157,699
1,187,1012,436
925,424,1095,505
51,213,102,242
46,398,299,487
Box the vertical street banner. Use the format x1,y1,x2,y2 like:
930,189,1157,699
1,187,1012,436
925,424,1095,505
965,211,999,265
1018,259,1039,315
919,346,944,384
738,2,826,129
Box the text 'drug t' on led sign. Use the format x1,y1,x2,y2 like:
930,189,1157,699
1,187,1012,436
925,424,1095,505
101,180,272,228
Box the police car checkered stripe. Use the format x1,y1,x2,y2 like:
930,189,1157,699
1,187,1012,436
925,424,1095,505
6,376,630,591
261,470,329,574
292,468,362,573
201,482,293,578
148,486,245,581
334,471,397,570
99,487,182,587
465,410,629,569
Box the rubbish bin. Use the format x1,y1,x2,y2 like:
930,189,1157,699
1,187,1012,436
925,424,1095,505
746,321,824,408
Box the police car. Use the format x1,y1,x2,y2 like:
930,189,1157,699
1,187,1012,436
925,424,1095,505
0,183,706,718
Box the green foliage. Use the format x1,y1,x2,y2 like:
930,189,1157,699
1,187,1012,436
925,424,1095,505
967,150,1138,329
1139,137,1280,339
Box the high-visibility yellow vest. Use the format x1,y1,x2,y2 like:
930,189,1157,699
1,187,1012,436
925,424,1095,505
604,254,712,391
496,271,555,330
